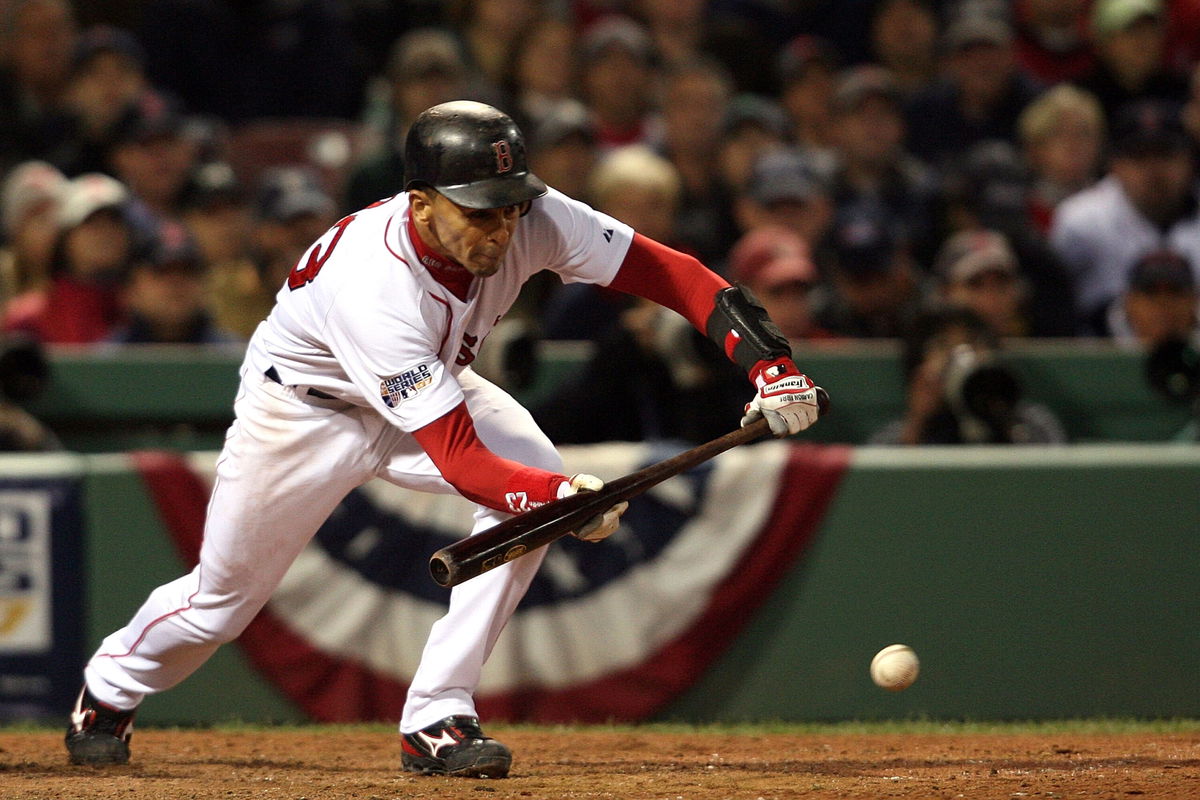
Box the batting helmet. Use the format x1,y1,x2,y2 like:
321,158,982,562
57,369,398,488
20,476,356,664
404,101,547,209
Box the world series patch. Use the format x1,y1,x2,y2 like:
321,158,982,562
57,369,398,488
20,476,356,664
380,364,433,408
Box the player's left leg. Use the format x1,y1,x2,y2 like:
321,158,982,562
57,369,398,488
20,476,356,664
379,368,559,776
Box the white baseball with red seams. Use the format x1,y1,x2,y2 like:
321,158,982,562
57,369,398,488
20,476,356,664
83,188,634,733
870,644,920,691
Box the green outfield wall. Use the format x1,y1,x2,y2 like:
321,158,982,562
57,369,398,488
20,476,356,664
22,341,1197,452
13,445,1196,724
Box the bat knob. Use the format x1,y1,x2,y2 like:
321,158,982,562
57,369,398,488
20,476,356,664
815,386,831,417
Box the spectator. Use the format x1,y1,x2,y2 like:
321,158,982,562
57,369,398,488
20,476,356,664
252,166,338,294
774,35,839,171
177,162,263,339
716,95,790,198
345,28,472,212
1103,248,1198,347
728,225,835,341
578,17,660,151
507,14,578,132
828,65,939,268
935,229,1030,338
452,0,542,95
735,148,835,250
1013,0,1095,86
527,102,598,207
632,0,708,68
110,219,237,344
869,0,940,99
1018,84,1107,234
0,160,67,302
540,145,683,340
657,57,735,263
137,0,361,123
1076,0,1189,124
811,207,926,339
868,304,1068,444
1050,100,1200,332
0,332,59,451
940,140,1079,337
0,0,79,174
1185,61,1200,146
904,14,1041,169
3,172,135,343
56,25,152,176
104,97,199,225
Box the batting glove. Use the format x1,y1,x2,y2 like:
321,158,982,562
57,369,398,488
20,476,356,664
558,473,629,542
742,357,821,437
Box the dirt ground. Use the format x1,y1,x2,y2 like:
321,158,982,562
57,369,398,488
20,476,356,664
1,726,1197,799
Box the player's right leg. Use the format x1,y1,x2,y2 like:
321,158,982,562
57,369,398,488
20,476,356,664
68,368,373,765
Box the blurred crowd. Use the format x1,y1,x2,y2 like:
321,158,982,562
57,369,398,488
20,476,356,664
1,0,1200,445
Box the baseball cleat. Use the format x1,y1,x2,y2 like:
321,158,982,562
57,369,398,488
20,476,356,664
401,715,511,778
65,686,136,765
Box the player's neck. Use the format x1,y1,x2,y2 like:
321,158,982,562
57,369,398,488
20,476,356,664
407,212,474,301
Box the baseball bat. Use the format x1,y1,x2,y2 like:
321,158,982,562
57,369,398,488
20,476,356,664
428,387,829,588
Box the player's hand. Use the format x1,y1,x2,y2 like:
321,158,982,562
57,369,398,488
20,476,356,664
742,357,821,437
559,473,628,542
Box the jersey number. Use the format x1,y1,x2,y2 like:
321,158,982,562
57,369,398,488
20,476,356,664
288,214,356,290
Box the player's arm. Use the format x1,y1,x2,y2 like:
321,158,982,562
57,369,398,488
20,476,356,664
412,403,626,540
606,233,822,437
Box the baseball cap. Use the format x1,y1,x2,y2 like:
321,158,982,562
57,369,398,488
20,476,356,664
1092,0,1164,37
73,24,145,73
722,94,790,138
729,225,818,289
942,15,1014,52
530,101,596,152
109,95,185,147
776,34,839,85
748,149,824,206
255,166,334,222
140,219,204,273
56,173,130,230
934,230,1018,284
387,28,465,82
1,160,67,235
1127,249,1195,291
179,162,246,212
1110,99,1190,157
833,65,902,113
831,208,898,277
580,17,656,66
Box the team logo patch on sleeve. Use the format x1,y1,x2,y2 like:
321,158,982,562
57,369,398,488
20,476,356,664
380,364,433,408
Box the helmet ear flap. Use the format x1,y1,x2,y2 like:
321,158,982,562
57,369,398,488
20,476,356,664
404,101,547,210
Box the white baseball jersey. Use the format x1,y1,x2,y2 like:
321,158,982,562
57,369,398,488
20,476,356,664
246,187,634,432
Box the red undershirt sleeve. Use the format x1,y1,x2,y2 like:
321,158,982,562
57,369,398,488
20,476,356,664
412,401,568,515
606,233,730,332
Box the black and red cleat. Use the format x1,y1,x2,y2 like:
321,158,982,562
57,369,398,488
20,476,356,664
65,686,136,765
401,715,511,778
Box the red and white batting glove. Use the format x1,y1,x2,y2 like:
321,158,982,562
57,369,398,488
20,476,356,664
557,473,629,542
742,357,821,437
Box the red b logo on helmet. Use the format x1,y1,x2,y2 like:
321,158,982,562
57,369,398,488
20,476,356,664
492,140,513,174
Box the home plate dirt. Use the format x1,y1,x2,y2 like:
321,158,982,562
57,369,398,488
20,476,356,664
1,726,1197,799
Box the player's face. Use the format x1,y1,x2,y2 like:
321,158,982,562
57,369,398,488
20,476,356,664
416,191,526,277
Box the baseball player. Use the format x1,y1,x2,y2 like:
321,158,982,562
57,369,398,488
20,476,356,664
66,101,823,776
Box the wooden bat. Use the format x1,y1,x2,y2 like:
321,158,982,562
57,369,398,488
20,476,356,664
428,387,829,588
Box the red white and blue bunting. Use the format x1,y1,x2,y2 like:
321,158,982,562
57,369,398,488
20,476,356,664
133,440,849,723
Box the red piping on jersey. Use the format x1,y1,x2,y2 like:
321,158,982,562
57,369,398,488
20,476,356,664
412,402,567,514
608,233,728,332
427,293,454,358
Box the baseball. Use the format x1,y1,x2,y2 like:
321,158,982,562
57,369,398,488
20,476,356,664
870,644,919,691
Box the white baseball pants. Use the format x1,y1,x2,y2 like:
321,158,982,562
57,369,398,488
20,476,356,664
84,364,556,733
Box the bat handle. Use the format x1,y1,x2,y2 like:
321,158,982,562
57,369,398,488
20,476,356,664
815,386,831,417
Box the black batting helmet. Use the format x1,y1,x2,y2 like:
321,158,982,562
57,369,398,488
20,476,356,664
404,101,547,209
